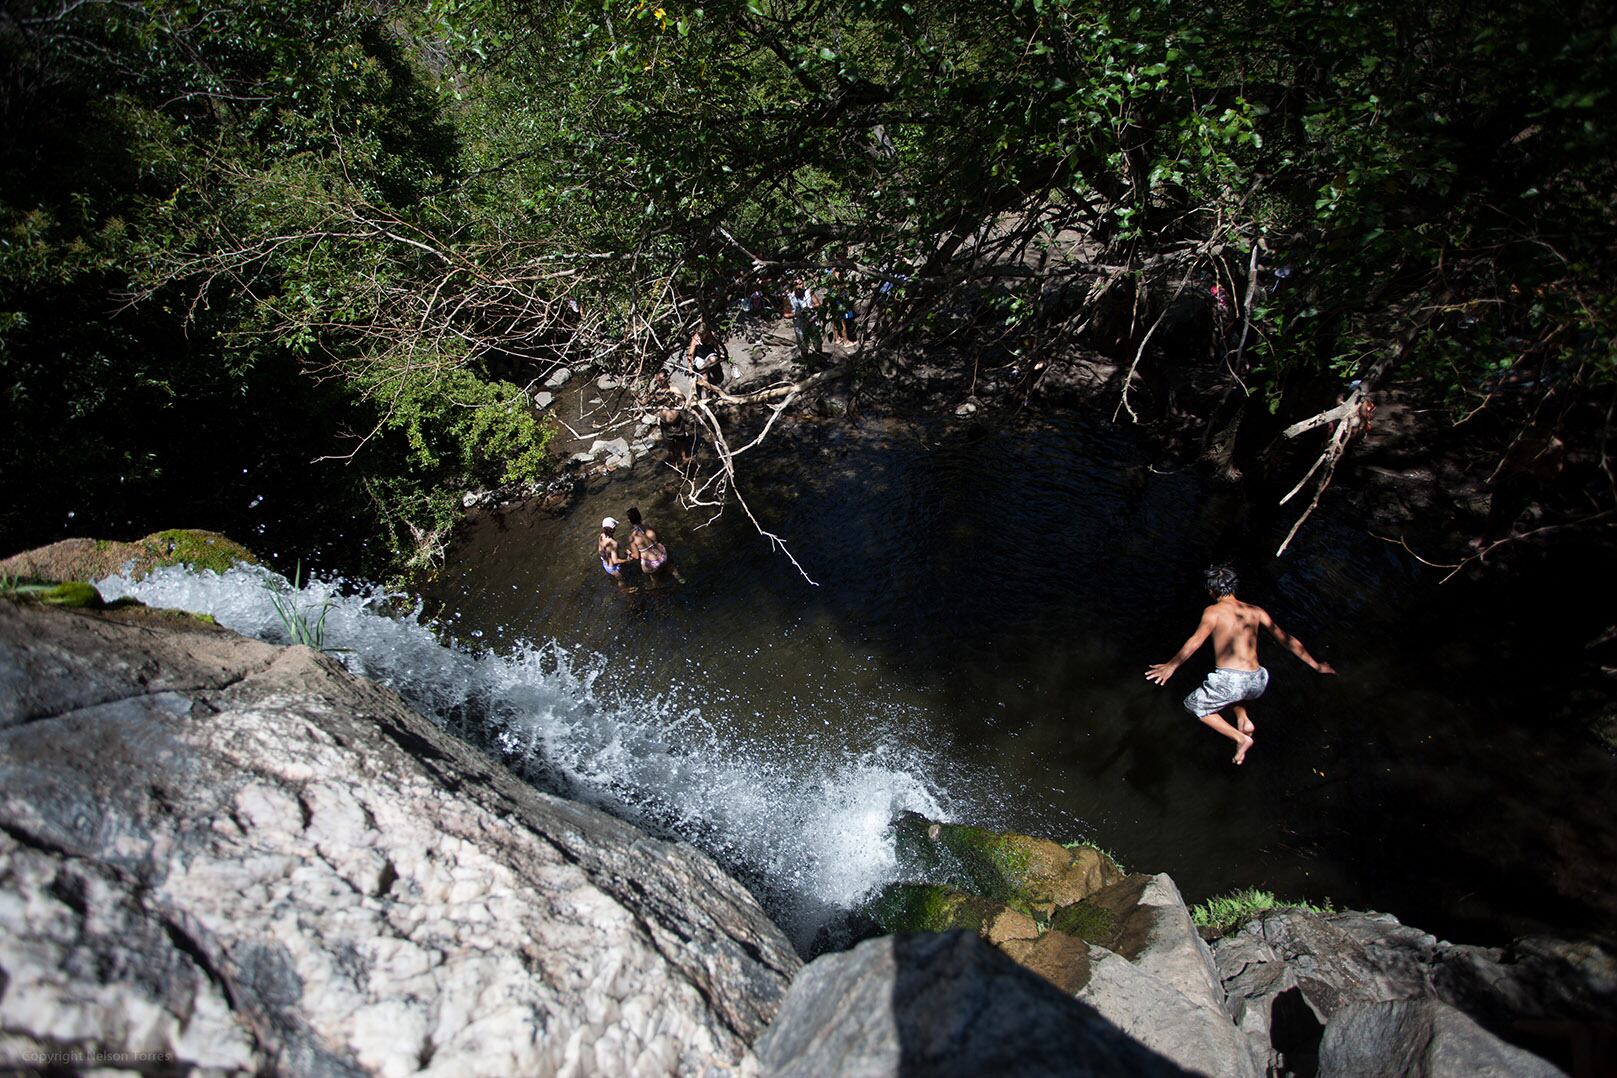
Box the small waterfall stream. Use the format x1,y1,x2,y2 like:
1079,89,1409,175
98,564,950,948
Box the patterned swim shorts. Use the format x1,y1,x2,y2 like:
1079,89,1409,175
1184,667,1270,717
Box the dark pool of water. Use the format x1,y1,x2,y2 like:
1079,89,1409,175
424,411,1617,947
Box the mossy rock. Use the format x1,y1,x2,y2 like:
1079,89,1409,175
872,883,1013,936
0,530,260,583
893,812,1127,912
1048,897,1116,944
29,581,104,608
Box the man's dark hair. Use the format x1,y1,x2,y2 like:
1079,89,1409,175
1204,563,1239,596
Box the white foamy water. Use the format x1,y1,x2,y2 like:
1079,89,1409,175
97,564,950,946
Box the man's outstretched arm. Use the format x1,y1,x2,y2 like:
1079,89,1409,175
1146,610,1214,685
1263,613,1337,674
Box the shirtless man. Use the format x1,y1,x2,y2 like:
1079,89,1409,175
596,517,633,587
1145,564,1336,765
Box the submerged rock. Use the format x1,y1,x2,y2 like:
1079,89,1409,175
0,599,799,1074
570,437,634,472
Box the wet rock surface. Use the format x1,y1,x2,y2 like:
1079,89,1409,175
0,599,799,1074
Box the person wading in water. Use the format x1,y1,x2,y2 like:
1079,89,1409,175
625,507,684,585
596,517,634,589
1145,564,1336,765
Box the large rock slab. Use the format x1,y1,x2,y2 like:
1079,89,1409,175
754,930,1190,1077
1319,1000,1565,1077
1077,944,1262,1078
0,599,799,1074
1081,874,1225,1017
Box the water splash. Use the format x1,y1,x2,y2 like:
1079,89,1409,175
97,564,950,947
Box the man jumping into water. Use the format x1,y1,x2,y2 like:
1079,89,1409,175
1145,564,1336,765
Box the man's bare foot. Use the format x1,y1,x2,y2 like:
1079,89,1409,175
1232,733,1254,765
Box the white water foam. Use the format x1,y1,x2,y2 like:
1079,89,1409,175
97,564,950,946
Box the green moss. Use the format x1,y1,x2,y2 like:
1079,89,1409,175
142,530,259,574
36,581,103,608
1190,888,1335,938
1048,899,1115,944
893,811,1125,912
872,883,1002,935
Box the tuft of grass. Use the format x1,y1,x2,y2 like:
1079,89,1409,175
1191,888,1335,937
1062,839,1124,872
268,562,334,650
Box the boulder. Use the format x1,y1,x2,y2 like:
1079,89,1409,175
1077,944,1263,1078
543,367,572,389
891,813,1126,913
1079,874,1225,1017
0,530,259,581
1319,1000,1565,1077
1213,908,1612,1075
754,931,1189,1078
0,599,799,1074
597,374,622,391
532,389,555,411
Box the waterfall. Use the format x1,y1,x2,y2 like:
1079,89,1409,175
97,564,951,947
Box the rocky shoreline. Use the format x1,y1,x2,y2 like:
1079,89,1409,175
1,563,1613,1075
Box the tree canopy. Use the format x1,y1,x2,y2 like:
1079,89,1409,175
2,0,1611,571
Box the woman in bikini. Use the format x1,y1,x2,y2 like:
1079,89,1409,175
625,507,683,585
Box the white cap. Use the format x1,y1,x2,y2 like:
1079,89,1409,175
601,517,618,529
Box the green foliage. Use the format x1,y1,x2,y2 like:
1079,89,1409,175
374,367,557,488
1191,888,1335,938
3,0,1612,570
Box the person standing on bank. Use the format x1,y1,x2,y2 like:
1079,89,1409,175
686,323,726,400
783,278,820,360
1145,564,1336,765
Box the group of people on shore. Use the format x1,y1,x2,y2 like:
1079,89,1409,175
596,507,683,590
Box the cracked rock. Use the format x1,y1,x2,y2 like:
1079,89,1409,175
0,601,799,1075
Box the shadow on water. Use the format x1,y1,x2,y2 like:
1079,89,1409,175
424,411,1617,947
